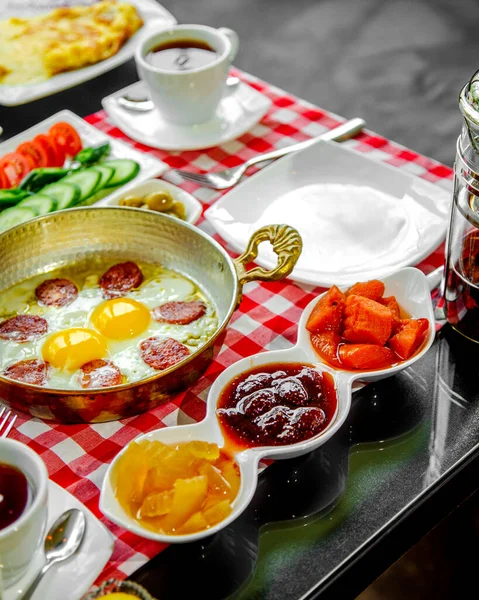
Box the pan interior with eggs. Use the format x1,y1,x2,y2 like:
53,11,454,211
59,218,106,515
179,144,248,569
0,208,301,422
0,259,219,390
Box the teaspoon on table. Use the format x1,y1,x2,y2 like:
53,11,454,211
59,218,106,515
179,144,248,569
19,508,86,600
117,75,241,112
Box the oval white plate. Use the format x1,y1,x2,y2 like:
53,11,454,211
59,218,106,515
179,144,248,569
0,0,176,106
95,178,203,225
205,140,451,287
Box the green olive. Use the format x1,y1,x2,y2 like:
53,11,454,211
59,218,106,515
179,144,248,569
170,201,186,220
144,191,174,212
119,195,144,208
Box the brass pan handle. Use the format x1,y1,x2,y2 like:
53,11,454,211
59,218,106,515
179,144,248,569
234,224,303,287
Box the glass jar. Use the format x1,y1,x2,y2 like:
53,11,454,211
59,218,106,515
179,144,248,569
444,79,479,341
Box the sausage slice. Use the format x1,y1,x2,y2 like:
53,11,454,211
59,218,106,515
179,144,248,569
4,359,49,386
35,278,78,307
140,337,190,371
0,315,48,342
152,300,206,325
79,359,122,389
99,262,143,299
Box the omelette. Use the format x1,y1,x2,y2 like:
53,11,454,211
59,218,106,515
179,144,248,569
0,1,143,86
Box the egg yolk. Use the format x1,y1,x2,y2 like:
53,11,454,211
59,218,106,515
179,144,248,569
91,298,150,340
42,328,108,371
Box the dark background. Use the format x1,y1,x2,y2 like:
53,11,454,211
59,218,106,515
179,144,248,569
3,0,479,167
159,0,479,166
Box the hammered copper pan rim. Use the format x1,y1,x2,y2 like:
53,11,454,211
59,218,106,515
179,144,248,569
0,207,241,395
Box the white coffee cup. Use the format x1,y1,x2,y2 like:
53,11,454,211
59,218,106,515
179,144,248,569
0,439,48,588
135,24,239,126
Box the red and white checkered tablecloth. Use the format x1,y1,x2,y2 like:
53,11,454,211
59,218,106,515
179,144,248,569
8,68,454,588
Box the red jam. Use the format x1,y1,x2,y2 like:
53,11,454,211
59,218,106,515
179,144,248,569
216,363,337,448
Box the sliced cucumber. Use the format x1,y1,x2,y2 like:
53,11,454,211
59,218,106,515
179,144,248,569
19,194,57,215
90,165,114,189
41,182,81,210
0,206,38,232
61,169,101,201
0,190,30,208
102,159,140,187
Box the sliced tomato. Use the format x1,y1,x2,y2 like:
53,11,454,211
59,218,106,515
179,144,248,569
33,134,63,167
0,152,33,187
49,122,82,158
0,167,9,189
50,134,65,166
16,141,48,168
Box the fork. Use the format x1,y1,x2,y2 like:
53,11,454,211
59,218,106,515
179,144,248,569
0,405,17,438
172,117,366,190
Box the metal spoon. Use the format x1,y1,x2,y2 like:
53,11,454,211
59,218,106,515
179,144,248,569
20,508,86,600
117,75,241,112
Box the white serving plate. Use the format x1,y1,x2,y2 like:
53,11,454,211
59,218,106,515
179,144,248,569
0,109,168,230
96,178,203,225
5,480,114,600
205,140,451,287
0,0,176,106
100,267,435,544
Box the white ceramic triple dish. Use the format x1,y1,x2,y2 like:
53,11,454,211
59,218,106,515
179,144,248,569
100,267,435,544
205,139,452,287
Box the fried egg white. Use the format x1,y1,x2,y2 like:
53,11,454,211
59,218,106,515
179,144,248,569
0,262,218,389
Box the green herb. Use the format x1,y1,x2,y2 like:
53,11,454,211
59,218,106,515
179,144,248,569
73,142,111,167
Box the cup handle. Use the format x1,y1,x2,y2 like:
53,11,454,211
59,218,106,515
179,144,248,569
218,27,239,62
234,224,303,294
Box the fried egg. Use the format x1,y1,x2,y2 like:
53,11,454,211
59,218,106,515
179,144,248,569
0,261,218,389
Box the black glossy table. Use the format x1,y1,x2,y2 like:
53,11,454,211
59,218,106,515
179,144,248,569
2,1,479,597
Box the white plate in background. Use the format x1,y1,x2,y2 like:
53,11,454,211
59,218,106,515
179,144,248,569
205,140,451,287
96,178,203,225
102,80,272,151
0,0,176,106
5,480,114,600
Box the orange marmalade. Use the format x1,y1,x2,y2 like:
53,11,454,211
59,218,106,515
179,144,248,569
113,440,240,535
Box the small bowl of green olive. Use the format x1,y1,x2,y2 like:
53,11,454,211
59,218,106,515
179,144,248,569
95,179,202,224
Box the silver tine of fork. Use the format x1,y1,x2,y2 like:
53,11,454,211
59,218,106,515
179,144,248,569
0,407,17,438
177,171,223,185
171,117,366,190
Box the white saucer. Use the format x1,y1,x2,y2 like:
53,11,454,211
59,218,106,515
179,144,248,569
5,480,114,600
101,80,272,151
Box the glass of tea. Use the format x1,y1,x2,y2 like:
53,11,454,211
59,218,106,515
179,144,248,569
443,77,479,341
0,438,48,588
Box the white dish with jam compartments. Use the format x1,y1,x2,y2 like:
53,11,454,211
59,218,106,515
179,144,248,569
100,267,435,544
